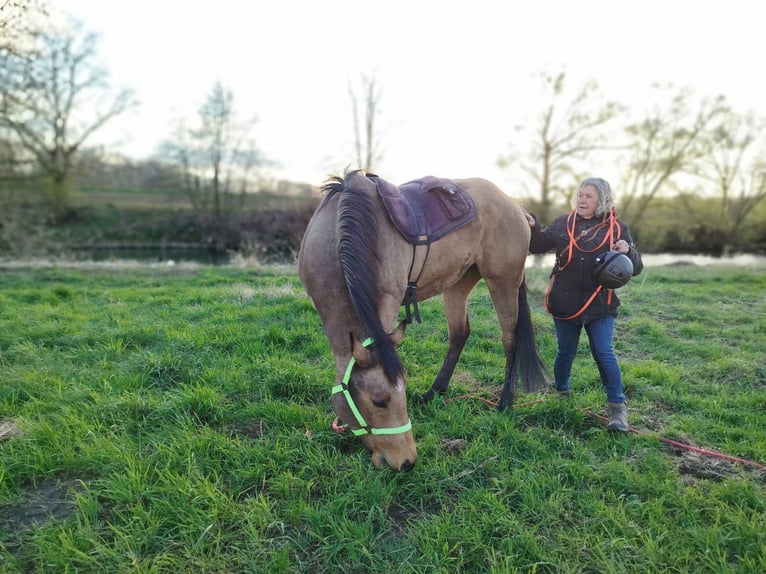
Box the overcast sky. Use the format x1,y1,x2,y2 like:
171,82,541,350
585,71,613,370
52,0,764,190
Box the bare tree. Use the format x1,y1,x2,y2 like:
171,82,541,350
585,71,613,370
499,70,624,224
694,109,766,252
197,82,234,222
0,0,48,55
159,81,262,245
0,0,47,179
0,18,136,213
348,73,383,173
161,117,199,203
619,85,728,221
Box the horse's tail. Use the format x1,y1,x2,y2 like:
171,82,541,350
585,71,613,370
515,279,549,392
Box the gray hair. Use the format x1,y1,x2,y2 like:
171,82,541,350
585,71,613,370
580,177,614,217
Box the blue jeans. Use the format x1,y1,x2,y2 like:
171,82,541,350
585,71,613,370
553,315,626,403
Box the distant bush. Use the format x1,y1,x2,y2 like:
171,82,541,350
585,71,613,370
4,182,765,260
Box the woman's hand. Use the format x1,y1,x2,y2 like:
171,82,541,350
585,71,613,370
524,211,535,228
614,239,630,254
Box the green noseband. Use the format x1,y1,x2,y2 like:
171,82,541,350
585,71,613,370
331,337,413,436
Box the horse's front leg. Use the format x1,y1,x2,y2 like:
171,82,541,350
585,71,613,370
422,273,479,403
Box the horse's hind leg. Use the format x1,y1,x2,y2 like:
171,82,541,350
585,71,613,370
422,268,481,403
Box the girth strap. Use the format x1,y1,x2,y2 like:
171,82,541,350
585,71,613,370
402,242,431,324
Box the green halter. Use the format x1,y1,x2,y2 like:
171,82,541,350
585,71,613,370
331,337,413,436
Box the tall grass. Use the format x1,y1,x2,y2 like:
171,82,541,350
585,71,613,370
0,262,764,573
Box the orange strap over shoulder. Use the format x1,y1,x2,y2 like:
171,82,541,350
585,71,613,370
545,209,620,320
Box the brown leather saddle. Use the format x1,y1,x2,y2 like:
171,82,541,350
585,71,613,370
370,175,476,245
369,174,476,323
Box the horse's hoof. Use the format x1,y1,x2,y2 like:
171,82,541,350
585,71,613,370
421,390,436,403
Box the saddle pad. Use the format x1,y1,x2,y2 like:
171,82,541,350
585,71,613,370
372,175,476,245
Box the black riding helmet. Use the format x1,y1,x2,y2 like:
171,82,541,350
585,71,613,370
593,250,634,288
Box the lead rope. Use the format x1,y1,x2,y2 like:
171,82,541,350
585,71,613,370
582,409,766,472
443,394,766,472
545,209,620,320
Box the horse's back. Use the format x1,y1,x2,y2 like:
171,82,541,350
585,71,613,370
455,177,524,215
406,177,529,299
453,177,530,252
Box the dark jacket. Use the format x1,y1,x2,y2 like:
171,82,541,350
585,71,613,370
529,211,644,324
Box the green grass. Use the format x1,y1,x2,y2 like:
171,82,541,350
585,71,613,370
0,262,764,573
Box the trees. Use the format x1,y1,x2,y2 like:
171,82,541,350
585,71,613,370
618,85,728,222
0,15,136,214
694,109,766,253
1,0,46,181
499,70,624,224
0,0,48,56
498,72,766,252
159,81,262,247
348,73,383,173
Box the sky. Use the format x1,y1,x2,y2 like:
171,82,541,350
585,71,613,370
51,0,765,190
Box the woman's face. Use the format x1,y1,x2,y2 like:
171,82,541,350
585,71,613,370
576,185,599,219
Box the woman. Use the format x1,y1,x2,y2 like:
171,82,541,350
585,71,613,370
524,177,643,432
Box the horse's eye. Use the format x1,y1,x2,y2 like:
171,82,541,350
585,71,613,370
372,399,387,409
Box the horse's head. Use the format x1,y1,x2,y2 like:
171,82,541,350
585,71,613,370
331,322,417,472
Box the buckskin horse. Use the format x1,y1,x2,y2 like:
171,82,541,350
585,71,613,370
298,170,547,471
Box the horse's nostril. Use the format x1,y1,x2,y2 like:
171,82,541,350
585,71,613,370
400,459,415,472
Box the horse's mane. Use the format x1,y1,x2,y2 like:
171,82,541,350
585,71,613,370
318,175,344,209
334,171,404,385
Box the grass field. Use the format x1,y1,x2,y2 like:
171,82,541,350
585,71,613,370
1,261,764,573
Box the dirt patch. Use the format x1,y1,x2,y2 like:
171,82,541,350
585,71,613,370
441,437,468,455
386,500,441,538
637,401,674,430
0,424,87,552
225,420,266,440
0,478,86,539
0,420,21,441
675,451,740,483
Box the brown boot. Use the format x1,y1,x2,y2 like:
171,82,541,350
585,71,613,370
607,402,628,432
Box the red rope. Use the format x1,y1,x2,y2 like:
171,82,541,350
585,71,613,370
331,417,348,433
582,409,766,472
443,393,766,472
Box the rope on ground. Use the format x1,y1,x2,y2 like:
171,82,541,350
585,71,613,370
443,393,766,473
582,409,766,472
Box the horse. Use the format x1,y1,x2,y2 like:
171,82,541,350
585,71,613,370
298,170,547,472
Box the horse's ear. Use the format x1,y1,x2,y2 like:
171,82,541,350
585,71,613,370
351,333,375,368
389,320,407,346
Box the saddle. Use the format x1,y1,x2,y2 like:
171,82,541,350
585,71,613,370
371,175,476,245
370,174,476,323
